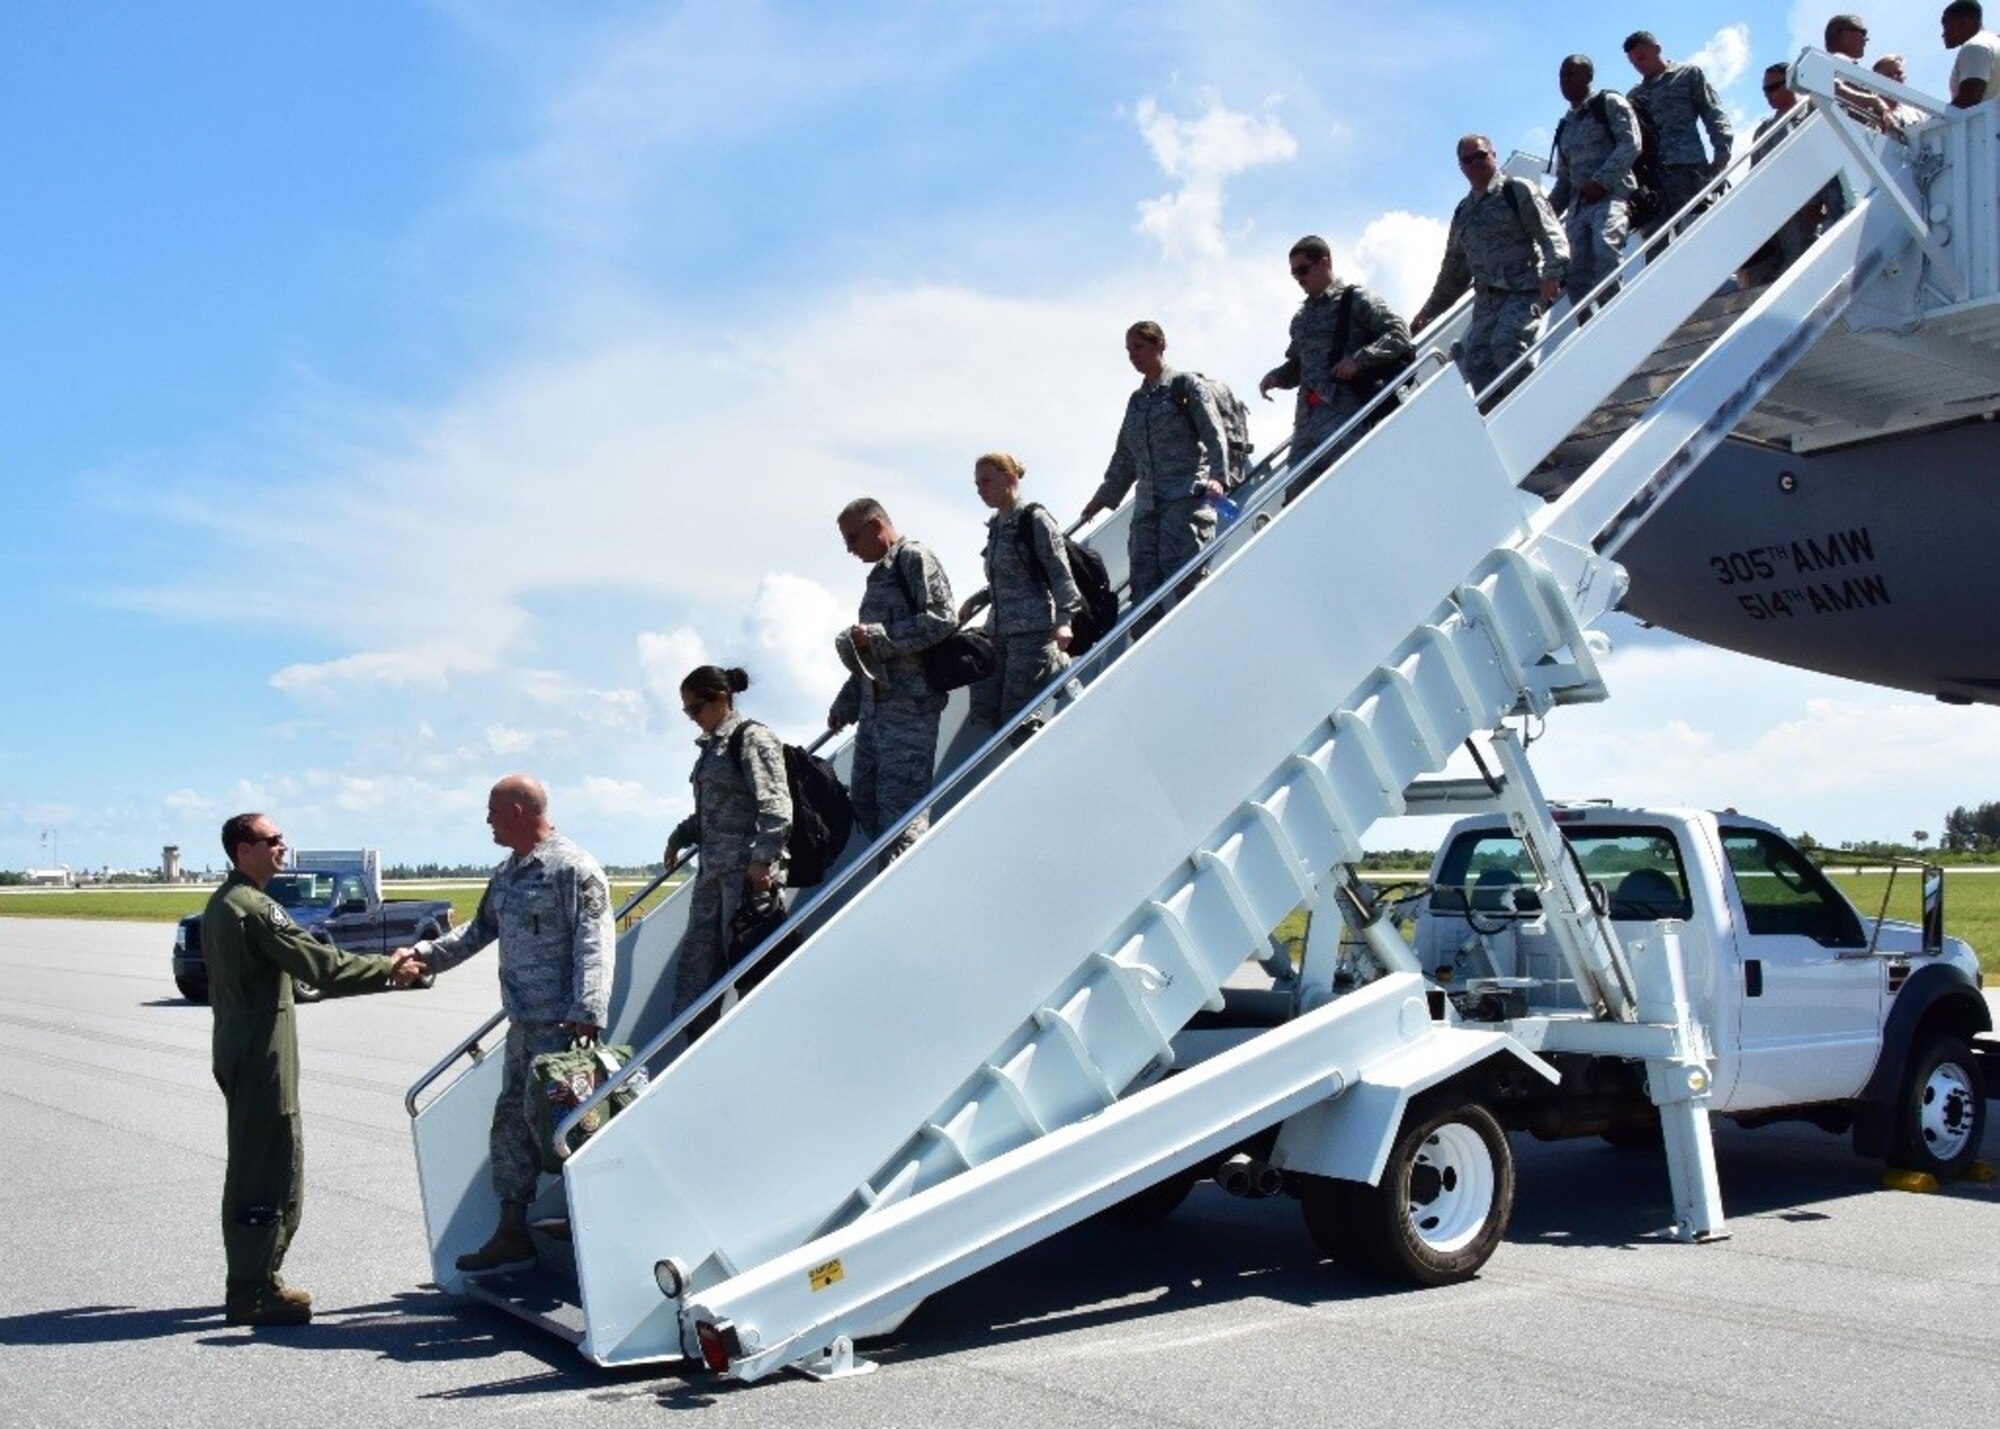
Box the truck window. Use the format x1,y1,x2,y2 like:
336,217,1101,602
1721,829,1866,946
1432,826,1692,919
336,876,366,907
267,873,336,908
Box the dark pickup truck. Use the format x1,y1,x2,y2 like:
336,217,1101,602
172,868,454,1003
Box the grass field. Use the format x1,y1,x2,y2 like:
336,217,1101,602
0,881,674,932
6,871,1997,974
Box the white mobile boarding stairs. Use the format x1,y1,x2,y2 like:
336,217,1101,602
407,54,1996,1379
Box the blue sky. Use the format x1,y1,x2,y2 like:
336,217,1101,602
5,0,1993,872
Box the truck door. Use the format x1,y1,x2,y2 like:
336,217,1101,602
1721,827,1882,1109
330,873,381,952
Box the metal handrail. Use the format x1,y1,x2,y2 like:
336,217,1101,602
548,338,1451,1161
406,1009,506,1118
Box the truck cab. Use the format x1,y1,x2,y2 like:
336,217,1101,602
172,856,452,1003
1414,806,1988,1171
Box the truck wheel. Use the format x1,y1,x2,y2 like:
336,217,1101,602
175,976,209,1004
1892,1036,1986,1179
1303,1098,1514,1286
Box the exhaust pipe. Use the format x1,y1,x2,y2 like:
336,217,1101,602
1214,1153,1284,1198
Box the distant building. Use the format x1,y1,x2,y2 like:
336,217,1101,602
162,846,182,884
25,868,73,888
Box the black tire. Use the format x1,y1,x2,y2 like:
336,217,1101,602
175,975,209,1004
1302,1097,1514,1286
1891,1035,1987,1179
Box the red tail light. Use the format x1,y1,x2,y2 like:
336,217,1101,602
695,1319,739,1372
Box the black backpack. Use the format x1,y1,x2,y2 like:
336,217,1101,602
1332,284,1416,411
1014,503,1120,658
891,552,997,692
727,722,854,888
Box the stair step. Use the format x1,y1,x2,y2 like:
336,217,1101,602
462,1263,587,1344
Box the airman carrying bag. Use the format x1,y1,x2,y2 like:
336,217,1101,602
529,1038,647,1173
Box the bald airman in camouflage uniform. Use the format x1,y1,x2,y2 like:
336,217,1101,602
407,775,614,1272
663,705,791,1029
1081,321,1229,615
1259,234,1413,489
1412,134,1569,396
204,812,416,1325
831,498,956,862
961,456,1082,734
1624,30,1733,238
1550,56,1642,306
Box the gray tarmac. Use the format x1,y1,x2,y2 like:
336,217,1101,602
1,917,1996,1428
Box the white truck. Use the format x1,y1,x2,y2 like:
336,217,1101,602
1141,790,1993,1291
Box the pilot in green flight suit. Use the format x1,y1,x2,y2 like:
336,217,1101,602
202,813,416,1326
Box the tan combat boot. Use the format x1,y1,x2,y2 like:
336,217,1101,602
455,1199,536,1273
224,1285,313,1326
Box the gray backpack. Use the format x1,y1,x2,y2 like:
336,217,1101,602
1170,372,1254,489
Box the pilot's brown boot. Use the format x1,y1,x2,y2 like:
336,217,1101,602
455,1199,535,1274
225,1285,313,1326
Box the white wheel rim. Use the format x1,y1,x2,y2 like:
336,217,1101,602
1919,1060,1977,1163
1405,1121,1496,1255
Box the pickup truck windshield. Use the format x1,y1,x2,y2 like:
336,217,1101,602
266,873,337,909
1432,825,1694,920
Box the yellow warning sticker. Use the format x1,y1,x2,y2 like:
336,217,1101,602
808,1258,845,1292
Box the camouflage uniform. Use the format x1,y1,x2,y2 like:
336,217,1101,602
1413,174,1569,394
414,833,615,1204
1092,368,1228,608
1628,62,1734,236
664,709,792,1024
202,873,397,1303
1549,90,1642,304
831,537,955,860
1265,283,1413,481
963,503,1082,730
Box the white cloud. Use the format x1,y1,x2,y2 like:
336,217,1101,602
735,573,851,737
1462,636,2000,845
1347,211,1451,321
638,627,711,718
485,724,536,755
1689,23,1753,90
1134,95,1299,261
271,648,463,697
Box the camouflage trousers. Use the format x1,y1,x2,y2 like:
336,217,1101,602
969,629,1069,731
670,871,748,1038
852,695,942,860
491,1019,575,1204
1462,288,1545,395
1128,495,1218,611
1563,196,1629,306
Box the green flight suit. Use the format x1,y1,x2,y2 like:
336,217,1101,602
203,872,396,1297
